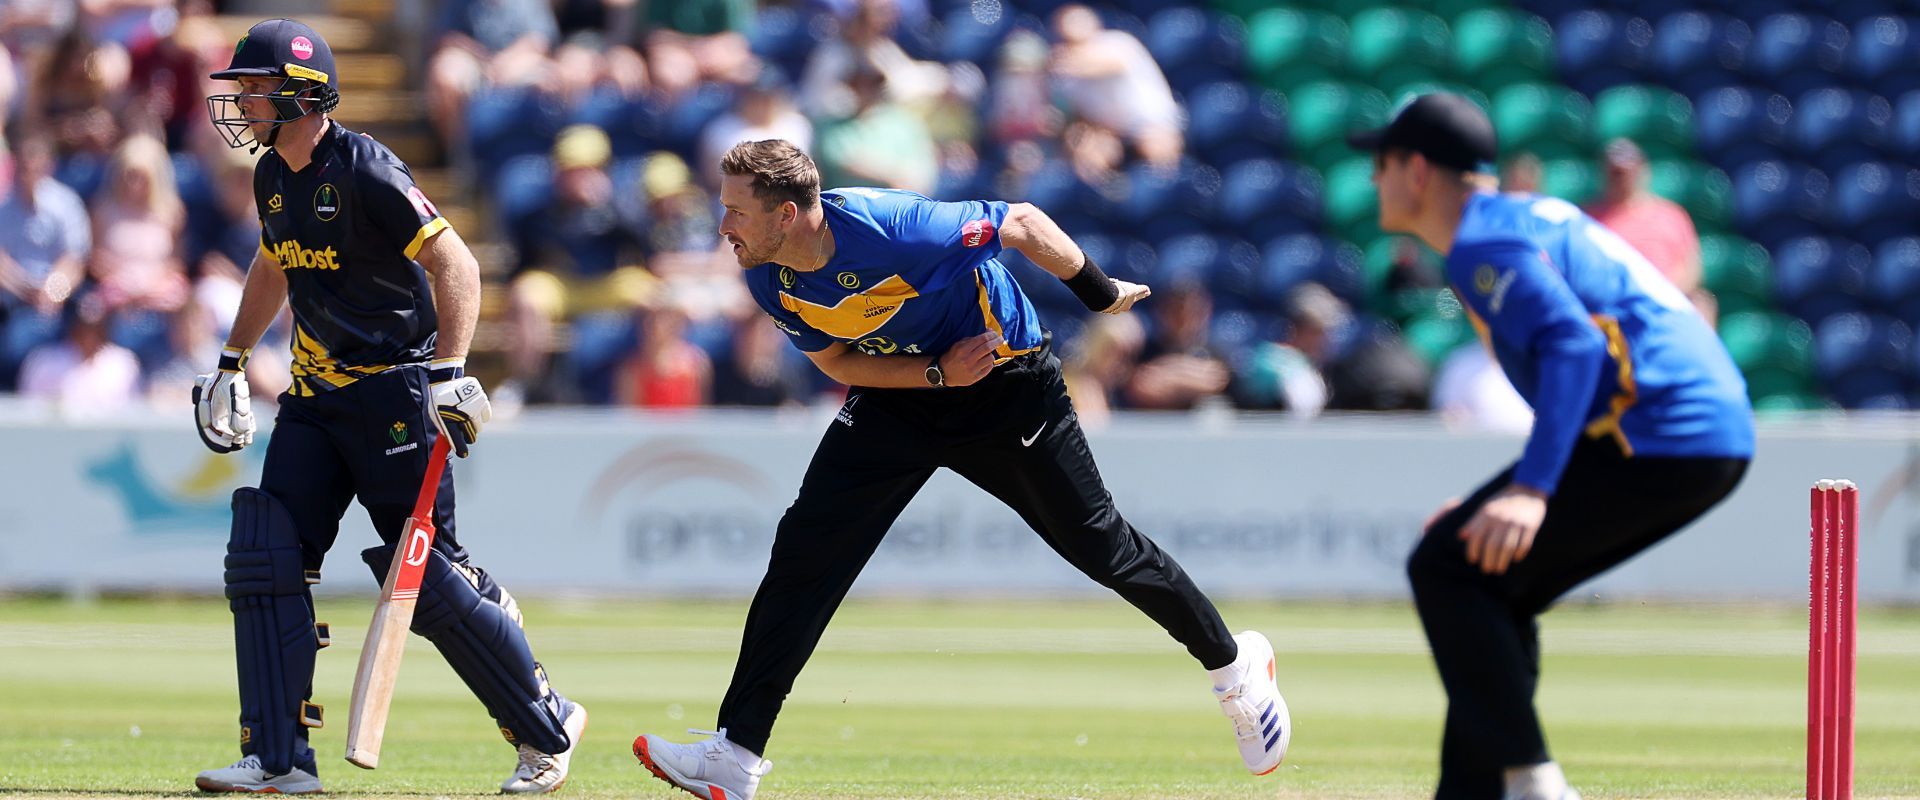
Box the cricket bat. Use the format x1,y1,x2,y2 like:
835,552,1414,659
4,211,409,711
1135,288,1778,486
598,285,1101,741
344,436,451,769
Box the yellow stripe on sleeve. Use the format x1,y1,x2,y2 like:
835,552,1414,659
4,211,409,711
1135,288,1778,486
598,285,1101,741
404,217,451,260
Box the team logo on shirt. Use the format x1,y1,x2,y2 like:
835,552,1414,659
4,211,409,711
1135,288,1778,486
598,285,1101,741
961,218,995,248
267,193,284,214
856,336,898,355
389,421,409,444
837,272,860,289
273,239,341,270
1473,265,1497,294
313,184,340,222
778,267,795,288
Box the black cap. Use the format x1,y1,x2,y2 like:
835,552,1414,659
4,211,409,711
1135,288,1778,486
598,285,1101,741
211,18,338,87
1346,93,1498,174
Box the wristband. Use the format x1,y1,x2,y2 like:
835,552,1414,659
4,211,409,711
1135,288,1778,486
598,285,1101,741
1063,253,1121,312
429,357,465,383
217,346,250,373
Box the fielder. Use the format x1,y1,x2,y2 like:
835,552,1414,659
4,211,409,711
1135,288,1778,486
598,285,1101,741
1347,93,1754,800
628,140,1289,800
191,19,584,794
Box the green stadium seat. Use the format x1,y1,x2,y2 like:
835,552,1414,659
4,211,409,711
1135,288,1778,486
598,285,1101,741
1402,304,1479,366
1592,85,1695,159
1718,311,1814,382
1323,154,1382,245
1751,389,1826,412
1539,158,1598,203
1246,9,1349,95
1451,9,1554,93
1492,83,1594,162
1649,160,1731,230
1347,8,1452,92
1700,234,1773,315
1287,80,1391,171
1426,0,1498,26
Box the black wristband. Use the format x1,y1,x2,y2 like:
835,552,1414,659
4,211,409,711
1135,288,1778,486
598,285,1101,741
216,347,248,373
1063,253,1122,312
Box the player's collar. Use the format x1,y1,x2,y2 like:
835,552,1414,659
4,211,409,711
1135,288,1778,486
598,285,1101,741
295,119,343,173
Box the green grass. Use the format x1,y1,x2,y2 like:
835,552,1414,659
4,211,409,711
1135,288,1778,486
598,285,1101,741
1,596,1917,798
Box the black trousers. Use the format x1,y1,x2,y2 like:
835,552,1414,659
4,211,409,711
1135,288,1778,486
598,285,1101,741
1407,436,1748,800
260,367,468,570
715,343,1239,754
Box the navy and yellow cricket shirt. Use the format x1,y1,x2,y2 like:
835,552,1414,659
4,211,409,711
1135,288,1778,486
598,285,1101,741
254,121,449,397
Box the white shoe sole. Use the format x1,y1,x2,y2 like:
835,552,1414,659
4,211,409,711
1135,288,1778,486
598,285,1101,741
633,736,731,800
194,775,321,794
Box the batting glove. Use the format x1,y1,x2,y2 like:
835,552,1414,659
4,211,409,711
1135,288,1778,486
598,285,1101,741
192,347,256,453
429,358,490,458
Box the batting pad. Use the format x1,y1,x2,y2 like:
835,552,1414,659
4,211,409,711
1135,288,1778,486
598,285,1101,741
360,543,570,754
224,488,321,777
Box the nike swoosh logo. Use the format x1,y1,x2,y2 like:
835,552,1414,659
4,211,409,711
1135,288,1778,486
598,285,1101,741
1020,421,1047,447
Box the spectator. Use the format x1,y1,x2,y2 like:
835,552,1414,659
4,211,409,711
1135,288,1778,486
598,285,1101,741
0,42,17,128
1500,151,1542,194
1382,236,1445,294
638,150,716,255
1432,340,1533,434
31,24,129,173
814,64,938,194
1231,282,1348,417
635,153,748,333
504,124,649,400
1048,3,1183,170
1061,311,1145,429
0,132,90,388
1585,137,1702,293
547,0,649,104
188,150,259,329
710,316,807,407
799,0,947,120
425,0,559,149
986,30,1060,146
1326,326,1430,411
1126,281,1229,410
124,4,223,150
616,0,755,98
88,132,188,315
699,68,812,192
514,124,646,276
143,295,218,409
617,300,710,408
18,288,140,419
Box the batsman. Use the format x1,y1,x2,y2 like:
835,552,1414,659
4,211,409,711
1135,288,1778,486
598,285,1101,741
191,19,584,794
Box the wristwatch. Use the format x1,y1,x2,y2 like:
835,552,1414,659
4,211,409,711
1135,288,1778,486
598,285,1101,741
924,359,946,387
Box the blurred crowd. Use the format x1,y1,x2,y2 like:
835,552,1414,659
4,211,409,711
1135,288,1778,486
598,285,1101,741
1,0,1727,431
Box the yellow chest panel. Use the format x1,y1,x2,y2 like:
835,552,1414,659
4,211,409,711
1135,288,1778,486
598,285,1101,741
778,274,921,340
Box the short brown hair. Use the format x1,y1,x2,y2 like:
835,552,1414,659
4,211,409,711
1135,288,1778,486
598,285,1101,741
720,139,820,210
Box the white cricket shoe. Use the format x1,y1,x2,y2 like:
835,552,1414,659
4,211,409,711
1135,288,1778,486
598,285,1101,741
632,727,771,800
194,754,321,794
501,698,590,794
1216,630,1291,775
